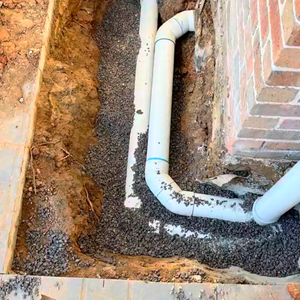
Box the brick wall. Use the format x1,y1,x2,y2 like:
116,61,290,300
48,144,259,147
224,0,300,159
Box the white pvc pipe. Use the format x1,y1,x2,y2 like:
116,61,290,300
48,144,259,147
253,161,300,225
145,10,252,223
125,0,158,209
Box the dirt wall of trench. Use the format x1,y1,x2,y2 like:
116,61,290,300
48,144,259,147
12,0,113,275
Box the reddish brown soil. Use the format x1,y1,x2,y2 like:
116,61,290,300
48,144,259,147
0,0,48,122
13,0,107,274
287,284,300,300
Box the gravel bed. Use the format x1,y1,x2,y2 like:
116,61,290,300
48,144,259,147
13,230,79,277
0,276,40,300
81,0,300,277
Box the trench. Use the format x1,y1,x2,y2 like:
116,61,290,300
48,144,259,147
12,0,300,282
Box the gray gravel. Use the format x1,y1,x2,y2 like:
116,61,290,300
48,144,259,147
81,0,300,278
0,276,40,300
13,230,78,277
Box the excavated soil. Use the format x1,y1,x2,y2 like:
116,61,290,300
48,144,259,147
12,0,300,281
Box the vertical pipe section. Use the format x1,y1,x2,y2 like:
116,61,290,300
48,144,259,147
125,0,158,208
252,161,300,225
147,11,195,170
146,40,175,174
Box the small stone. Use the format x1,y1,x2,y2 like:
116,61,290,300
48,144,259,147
32,147,40,156
0,2,3,7
181,66,188,74
0,28,9,41
36,180,43,187
19,97,24,103
28,187,33,192
188,85,194,93
55,161,62,168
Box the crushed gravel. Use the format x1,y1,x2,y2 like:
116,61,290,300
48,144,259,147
80,0,300,278
13,230,78,277
0,276,40,300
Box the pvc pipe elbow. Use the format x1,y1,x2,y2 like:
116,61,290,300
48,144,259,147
155,10,195,42
146,162,253,221
145,169,194,216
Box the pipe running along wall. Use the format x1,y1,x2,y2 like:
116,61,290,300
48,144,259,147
125,0,158,208
145,10,252,223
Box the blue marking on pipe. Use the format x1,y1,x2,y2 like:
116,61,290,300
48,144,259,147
147,157,169,163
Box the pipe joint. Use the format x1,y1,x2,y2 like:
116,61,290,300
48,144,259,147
155,10,195,42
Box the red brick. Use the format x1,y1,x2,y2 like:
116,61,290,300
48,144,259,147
245,17,254,78
233,139,263,151
243,116,279,128
281,0,300,46
282,0,295,43
223,0,300,159
233,51,240,95
264,141,300,150
282,0,300,46
253,29,263,94
267,70,300,87
228,0,238,49
256,86,298,103
263,40,300,85
240,64,247,125
294,0,300,20
233,52,241,128
235,149,296,159
258,0,269,45
251,103,300,116
279,119,300,129
243,0,250,25
253,38,299,102
238,128,300,139
250,0,258,32
263,40,272,82
246,76,256,111
275,48,300,68
254,150,297,159
238,9,245,63
269,0,282,60
269,0,300,67
287,24,300,46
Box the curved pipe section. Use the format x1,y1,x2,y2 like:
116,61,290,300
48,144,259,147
145,11,252,223
125,0,158,208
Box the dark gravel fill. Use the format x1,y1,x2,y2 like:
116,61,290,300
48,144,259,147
13,230,77,276
0,276,40,300
81,0,300,277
